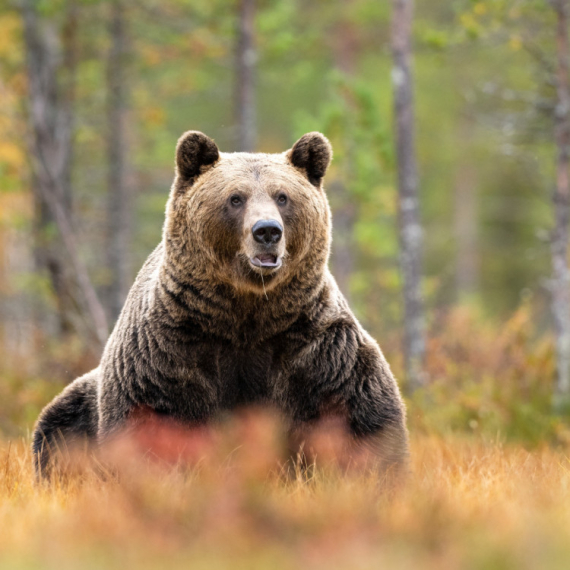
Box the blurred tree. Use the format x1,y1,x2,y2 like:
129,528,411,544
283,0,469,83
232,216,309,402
23,0,75,337
460,0,570,406
22,0,108,348
328,0,358,303
391,0,426,390
0,10,31,358
550,0,570,409
106,0,131,324
2,0,567,382
235,0,256,151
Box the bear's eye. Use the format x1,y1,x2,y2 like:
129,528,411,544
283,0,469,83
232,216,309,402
277,193,288,205
230,195,243,207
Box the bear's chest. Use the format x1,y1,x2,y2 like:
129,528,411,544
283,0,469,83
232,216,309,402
196,341,284,408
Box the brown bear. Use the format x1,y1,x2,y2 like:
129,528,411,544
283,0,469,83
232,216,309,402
32,131,409,477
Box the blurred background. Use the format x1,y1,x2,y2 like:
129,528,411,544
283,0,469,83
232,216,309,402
0,0,568,445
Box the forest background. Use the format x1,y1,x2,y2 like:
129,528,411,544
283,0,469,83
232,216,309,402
1,1,570,568
0,0,566,443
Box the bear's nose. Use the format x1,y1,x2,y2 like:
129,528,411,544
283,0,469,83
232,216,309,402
252,219,283,245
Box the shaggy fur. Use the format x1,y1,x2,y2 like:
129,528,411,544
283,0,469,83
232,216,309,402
32,131,409,477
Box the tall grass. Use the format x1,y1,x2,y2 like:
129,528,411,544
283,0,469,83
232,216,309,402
1,303,570,569
1,433,570,569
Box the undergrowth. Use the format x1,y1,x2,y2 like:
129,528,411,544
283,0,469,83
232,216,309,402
1,303,569,569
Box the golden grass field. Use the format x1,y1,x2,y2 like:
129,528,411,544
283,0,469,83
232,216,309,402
1,426,570,570
1,306,568,569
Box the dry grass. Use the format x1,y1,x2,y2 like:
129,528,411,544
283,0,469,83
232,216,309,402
2,303,569,569
1,428,570,570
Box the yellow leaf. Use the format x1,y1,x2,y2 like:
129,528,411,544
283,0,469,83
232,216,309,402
143,107,166,127
141,45,162,67
473,3,487,16
0,15,21,58
460,13,477,29
0,142,25,169
509,35,522,51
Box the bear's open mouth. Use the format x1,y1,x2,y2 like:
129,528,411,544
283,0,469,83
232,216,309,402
250,253,281,269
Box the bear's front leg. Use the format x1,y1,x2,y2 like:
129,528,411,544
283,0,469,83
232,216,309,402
345,341,410,475
285,324,409,476
97,369,221,444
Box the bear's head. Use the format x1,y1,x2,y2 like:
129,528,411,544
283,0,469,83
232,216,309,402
164,131,333,295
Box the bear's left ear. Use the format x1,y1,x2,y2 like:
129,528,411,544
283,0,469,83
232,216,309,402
287,132,332,187
175,130,220,184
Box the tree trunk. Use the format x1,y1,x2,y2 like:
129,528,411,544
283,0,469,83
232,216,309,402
391,0,426,391
235,0,256,152
329,0,357,303
22,0,108,349
107,0,131,324
60,0,78,211
551,0,570,410
24,0,76,337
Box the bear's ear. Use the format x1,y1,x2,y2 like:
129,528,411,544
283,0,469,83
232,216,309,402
175,131,220,184
287,132,332,187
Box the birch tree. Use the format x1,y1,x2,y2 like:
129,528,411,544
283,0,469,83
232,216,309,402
391,0,426,391
550,0,570,409
452,0,570,407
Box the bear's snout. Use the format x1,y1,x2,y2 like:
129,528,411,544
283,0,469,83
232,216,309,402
252,219,283,245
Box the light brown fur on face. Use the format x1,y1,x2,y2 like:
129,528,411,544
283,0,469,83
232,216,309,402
32,131,409,480
165,150,331,294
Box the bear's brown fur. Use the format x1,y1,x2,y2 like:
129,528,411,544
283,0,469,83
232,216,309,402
32,131,409,477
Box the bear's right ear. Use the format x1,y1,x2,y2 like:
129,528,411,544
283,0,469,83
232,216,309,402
175,131,220,185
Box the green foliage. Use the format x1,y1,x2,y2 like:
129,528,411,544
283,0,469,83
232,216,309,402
0,0,558,326
294,70,402,326
0,0,567,441
406,302,570,447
